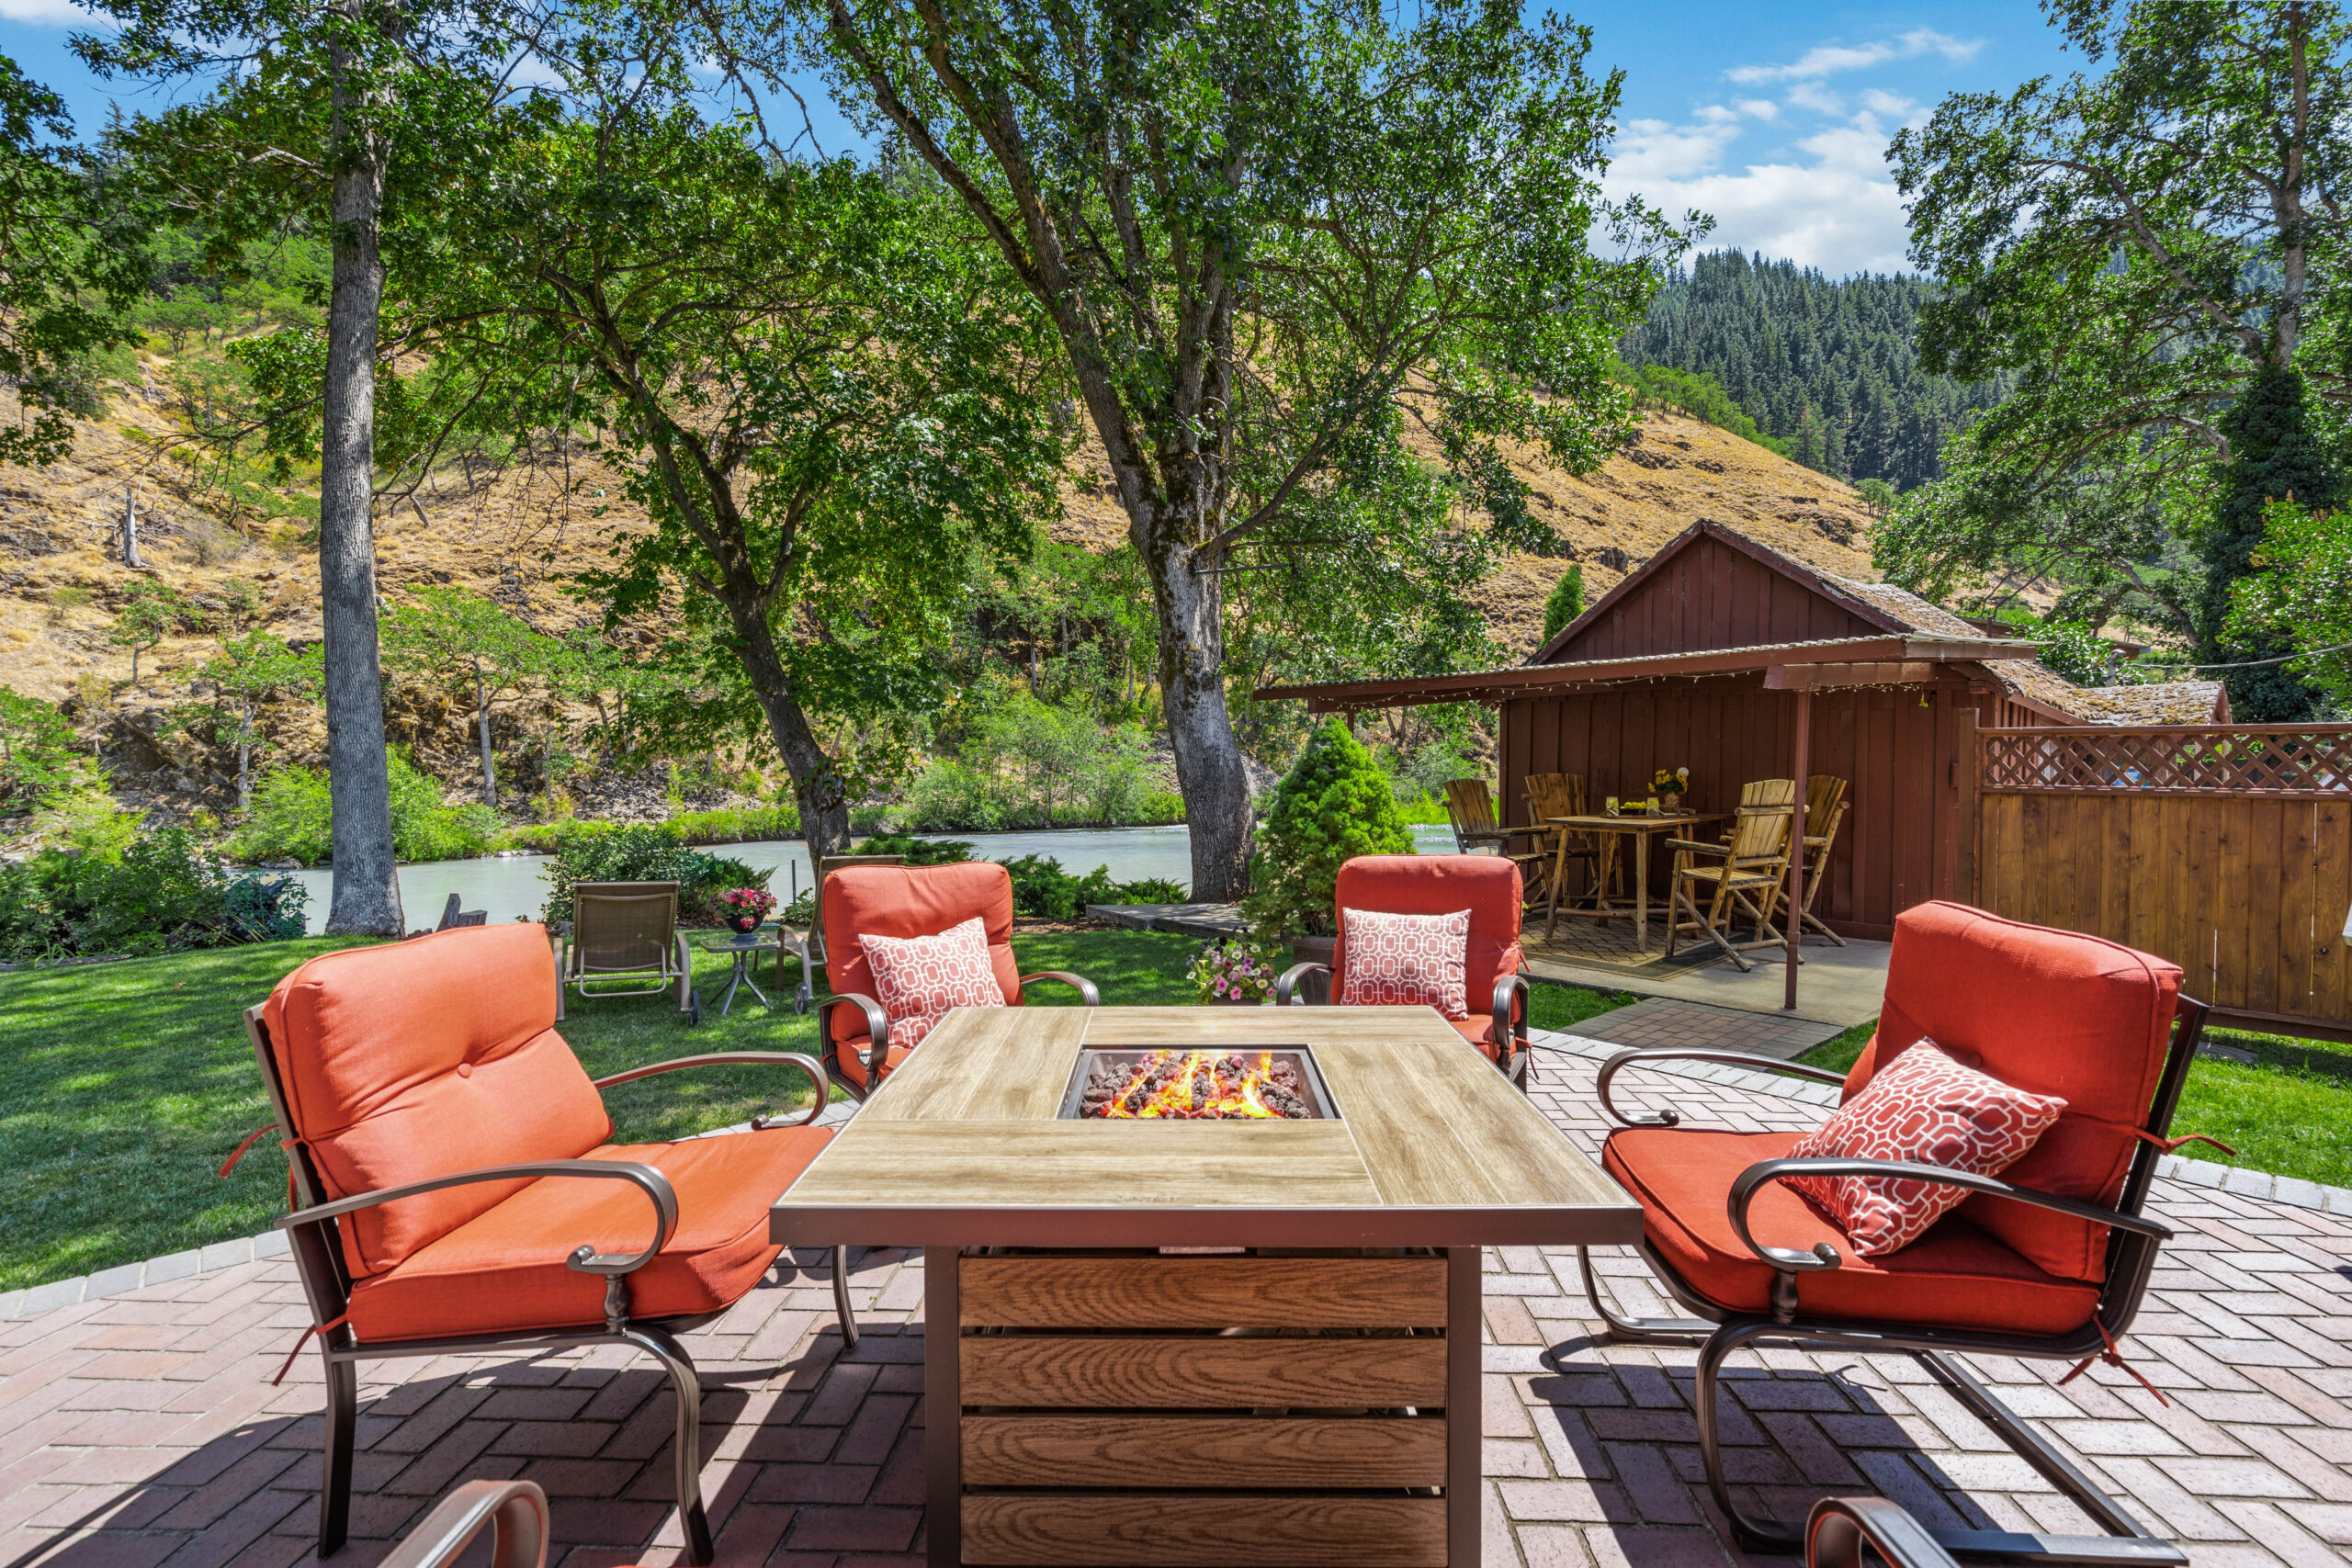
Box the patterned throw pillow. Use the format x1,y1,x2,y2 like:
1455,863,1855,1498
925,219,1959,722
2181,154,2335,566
1339,907,1472,1020
858,916,1005,1049
1784,1041,2067,1257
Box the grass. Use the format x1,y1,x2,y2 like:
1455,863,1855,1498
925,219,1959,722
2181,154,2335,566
0,929,1638,1292
1799,1017,2352,1191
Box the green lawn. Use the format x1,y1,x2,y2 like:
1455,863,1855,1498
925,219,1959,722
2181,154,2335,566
1799,1019,2352,1190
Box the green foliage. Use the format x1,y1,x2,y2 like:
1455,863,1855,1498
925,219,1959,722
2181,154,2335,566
848,833,974,866
1883,2,2352,647
0,53,147,468
1242,717,1415,937
31,784,143,859
0,685,78,810
0,827,307,963
894,686,1175,830
1621,254,2008,487
108,579,188,686
2203,369,2342,719
1854,478,1897,518
198,628,321,805
2030,622,2127,688
231,750,497,865
1541,566,1586,642
997,855,1182,920
1611,357,1789,457
2230,500,2352,711
538,822,768,927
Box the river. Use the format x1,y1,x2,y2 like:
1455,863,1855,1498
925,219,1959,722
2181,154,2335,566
284,822,1462,933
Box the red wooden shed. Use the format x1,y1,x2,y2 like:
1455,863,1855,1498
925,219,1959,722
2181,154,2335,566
1260,521,2227,942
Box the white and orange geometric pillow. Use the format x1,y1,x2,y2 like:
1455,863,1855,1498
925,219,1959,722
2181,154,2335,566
1339,906,1472,1020
858,915,1005,1048
1784,1040,2067,1257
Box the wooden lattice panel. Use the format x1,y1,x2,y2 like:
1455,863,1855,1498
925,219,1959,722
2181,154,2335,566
1980,726,2352,796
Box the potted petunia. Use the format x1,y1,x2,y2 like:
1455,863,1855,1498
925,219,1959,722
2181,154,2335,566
718,886,776,936
1188,938,1283,1006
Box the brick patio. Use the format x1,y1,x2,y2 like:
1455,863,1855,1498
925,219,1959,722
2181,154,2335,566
5,1036,2351,1568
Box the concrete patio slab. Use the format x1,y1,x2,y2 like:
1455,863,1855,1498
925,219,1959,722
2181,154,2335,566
0,1033,2345,1568
1529,932,1891,1026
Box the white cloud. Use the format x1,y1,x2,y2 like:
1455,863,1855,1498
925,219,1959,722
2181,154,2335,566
1726,28,1982,85
1606,118,1912,276
1859,88,1917,120
1734,99,1781,122
1785,82,1845,116
0,0,90,23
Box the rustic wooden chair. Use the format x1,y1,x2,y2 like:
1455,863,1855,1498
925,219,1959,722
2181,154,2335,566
557,882,694,1021
1773,774,1850,948
1664,778,1794,970
1586,902,2208,1564
243,924,854,1566
1524,771,1618,914
1442,778,1552,894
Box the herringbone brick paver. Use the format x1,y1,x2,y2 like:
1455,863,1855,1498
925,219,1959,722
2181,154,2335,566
1,1033,2346,1566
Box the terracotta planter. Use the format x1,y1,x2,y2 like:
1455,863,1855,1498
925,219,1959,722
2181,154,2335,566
1207,994,1267,1007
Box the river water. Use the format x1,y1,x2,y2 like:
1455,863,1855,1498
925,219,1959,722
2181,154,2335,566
285,822,1461,933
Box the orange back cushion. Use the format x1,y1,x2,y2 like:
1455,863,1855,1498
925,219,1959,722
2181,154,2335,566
262,923,613,1278
1844,901,2181,1281
1331,855,1523,1008
823,863,1020,1047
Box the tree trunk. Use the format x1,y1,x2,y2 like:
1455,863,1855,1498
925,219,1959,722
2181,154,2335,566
1146,524,1252,900
731,607,854,865
237,692,253,811
473,658,498,807
319,4,404,937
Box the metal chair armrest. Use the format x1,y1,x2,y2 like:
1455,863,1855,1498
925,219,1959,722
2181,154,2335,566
1805,1497,1961,1568
381,1480,550,1568
1276,961,1330,1005
813,991,890,1080
1595,1046,1849,1128
1021,971,1102,1007
591,1053,832,1129
1492,973,1530,1075
277,1159,680,1275
1727,1156,2174,1275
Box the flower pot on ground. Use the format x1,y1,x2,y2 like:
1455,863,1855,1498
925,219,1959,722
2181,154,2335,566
1187,937,1283,1005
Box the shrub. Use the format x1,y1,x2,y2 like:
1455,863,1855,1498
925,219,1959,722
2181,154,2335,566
0,829,310,963
0,685,79,809
897,760,1009,832
997,854,1182,919
232,751,499,865
1542,564,1585,639
1134,789,1185,824
668,803,800,843
539,821,768,927
28,784,141,858
1242,716,1413,936
849,832,974,865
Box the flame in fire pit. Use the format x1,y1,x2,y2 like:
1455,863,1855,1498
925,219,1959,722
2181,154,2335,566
1079,1049,1317,1119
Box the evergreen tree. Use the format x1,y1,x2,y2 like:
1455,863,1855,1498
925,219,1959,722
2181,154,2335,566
1542,565,1585,641
1241,716,1413,937
2204,369,2343,719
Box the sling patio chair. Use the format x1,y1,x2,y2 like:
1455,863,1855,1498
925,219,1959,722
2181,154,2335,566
816,860,1100,1100
1663,777,1795,970
1583,900,2209,1565
556,881,695,1022
242,922,856,1565
1275,852,1532,1088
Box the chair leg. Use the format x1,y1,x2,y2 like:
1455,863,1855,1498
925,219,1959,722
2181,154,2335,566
1572,1247,1714,1344
621,1326,714,1567
831,1246,861,1350
317,1349,357,1558
1695,1321,1805,1554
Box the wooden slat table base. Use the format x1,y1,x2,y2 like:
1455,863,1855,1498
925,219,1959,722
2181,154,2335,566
933,1247,1480,1568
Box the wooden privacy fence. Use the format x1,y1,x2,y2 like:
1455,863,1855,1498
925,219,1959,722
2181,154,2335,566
1956,717,2352,1039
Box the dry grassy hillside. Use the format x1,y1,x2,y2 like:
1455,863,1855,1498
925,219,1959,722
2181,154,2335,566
0,368,1881,815
1048,407,1881,659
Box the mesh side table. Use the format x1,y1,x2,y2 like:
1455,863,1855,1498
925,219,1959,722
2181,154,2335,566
698,933,779,1019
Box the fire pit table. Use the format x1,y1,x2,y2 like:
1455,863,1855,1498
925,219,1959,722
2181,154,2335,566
770,1005,1641,1568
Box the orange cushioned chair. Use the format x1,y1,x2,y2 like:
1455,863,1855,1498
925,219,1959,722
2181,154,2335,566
815,860,1099,1098
1582,901,2207,1566
1274,854,1532,1088
243,923,854,1565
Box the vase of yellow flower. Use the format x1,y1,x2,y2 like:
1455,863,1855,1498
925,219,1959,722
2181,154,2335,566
1651,767,1690,812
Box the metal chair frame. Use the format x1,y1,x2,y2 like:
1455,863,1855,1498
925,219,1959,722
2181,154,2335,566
556,882,695,1021
382,1480,550,1568
816,972,1102,1102
1575,992,2210,1565
243,1009,859,1565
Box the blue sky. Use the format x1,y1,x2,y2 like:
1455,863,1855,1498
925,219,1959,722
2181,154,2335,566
0,2,2083,277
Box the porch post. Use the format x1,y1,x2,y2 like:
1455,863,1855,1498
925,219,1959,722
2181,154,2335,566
1785,686,1810,1011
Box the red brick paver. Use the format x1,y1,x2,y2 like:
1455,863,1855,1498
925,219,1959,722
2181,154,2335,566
1,1042,2347,1566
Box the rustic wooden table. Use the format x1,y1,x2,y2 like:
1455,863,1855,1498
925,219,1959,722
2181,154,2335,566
770,1004,1640,1568
1543,811,1730,952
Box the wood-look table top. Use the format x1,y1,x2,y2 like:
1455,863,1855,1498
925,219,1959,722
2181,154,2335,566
768,1006,1641,1249
1544,811,1729,832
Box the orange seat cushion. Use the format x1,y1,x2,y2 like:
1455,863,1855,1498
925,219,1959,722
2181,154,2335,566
1848,902,2182,1282
346,1126,830,1341
823,863,1021,1056
1603,1126,2100,1338
832,1039,913,1089
1448,1016,1509,1065
263,925,613,1280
